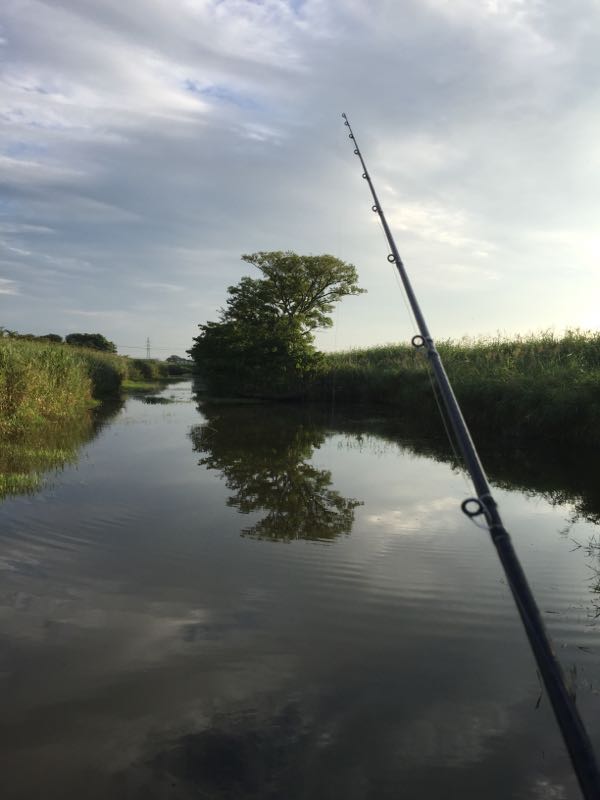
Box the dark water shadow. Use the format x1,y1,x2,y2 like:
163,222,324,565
133,688,580,800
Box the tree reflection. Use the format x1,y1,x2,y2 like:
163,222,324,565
190,405,362,541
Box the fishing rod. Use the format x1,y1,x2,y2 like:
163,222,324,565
341,112,600,799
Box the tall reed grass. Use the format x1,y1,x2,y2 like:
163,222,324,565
0,337,159,434
0,338,93,434
313,331,600,445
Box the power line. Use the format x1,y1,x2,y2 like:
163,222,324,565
115,344,189,352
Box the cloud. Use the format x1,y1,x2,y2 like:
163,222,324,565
0,277,19,295
365,495,463,533
137,281,184,292
1,0,599,349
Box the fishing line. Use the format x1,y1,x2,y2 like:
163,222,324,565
341,111,600,800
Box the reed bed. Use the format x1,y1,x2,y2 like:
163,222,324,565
314,331,600,446
0,338,164,435
0,338,93,434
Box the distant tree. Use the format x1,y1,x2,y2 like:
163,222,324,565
166,355,190,363
0,328,62,343
65,333,117,353
0,327,18,338
39,334,63,343
189,251,365,396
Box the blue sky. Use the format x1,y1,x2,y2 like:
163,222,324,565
1,0,599,357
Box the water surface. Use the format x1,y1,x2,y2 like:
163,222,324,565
1,381,600,799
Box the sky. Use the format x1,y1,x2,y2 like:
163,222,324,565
1,0,599,358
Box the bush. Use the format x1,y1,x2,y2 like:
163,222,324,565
125,358,169,382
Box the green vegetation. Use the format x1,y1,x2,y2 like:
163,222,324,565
65,333,117,353
65,332,117,352
141,395,176,404
189,251,364,397
313,330,600,446
166,355,195,376
76,348,128,397
125,358,169,382
0,337,94,435
0,327,117,351
0,335,176,436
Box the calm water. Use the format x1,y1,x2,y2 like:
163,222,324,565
1,381,600,799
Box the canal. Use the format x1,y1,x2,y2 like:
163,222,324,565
1,380,599,798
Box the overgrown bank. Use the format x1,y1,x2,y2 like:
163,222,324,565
0,337,181,435
312,331,600,447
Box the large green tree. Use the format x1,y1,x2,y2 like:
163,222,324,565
189,251,364,396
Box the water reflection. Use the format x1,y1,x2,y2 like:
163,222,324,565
190,404,362,541
0,397,123,501
327,413,600,526
1,386,600,798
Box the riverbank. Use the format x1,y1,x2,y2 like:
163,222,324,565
312,331,600,447
0,337,179,435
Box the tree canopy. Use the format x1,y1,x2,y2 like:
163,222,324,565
189,251,365,396
65,333,117,353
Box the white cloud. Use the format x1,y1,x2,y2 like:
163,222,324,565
366,495,462,533
65,308,122,318
138,281,184,292
0,0,599,349
0,277,19,295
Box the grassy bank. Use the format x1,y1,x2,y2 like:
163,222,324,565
0,338,97,435
0,338,177,435
313,331,600,446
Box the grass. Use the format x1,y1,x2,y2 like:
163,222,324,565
0,337,176,436
0,337,93,435
0,337,186,499
313,330,600,446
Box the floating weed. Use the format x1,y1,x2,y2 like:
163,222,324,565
141,396,175,405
